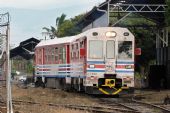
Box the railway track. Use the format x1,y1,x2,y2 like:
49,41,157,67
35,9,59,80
99,98,140,113
132,94,170,113
1,95,140,113
10,99,136,113
1,88,170,113
98,92,170,113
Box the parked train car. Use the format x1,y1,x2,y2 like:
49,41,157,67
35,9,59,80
34,27,135,95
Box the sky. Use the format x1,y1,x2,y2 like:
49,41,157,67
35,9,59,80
0,0,105,47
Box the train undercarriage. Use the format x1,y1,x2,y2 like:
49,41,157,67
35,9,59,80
34,75,132,95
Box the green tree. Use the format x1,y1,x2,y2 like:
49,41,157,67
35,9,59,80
43,13,84,38
43,13,66,38
26,61,33,74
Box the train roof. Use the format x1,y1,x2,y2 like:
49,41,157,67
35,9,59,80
36,36,78,47
36,27,134,48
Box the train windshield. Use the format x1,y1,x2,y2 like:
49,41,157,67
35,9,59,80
118,41,132,59
106,40,115,59
89,40,103,59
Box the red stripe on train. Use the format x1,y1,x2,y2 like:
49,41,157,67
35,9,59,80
37,69,50,71
87,64,105,68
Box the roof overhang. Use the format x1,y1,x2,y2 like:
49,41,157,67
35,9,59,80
10,38,40,60
77,0,166,28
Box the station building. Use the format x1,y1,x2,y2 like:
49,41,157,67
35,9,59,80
10,38,40,76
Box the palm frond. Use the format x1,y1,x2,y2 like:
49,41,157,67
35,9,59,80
50,26,57,33
42,27,51,32
58,14,66,27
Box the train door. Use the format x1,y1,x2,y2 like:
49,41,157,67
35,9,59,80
104,39,116,75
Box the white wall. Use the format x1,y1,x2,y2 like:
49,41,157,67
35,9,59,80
82,13,108,32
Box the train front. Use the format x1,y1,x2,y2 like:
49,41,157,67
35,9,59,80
84,27,134,95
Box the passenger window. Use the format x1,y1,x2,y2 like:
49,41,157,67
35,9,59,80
55,47,58,63
106,40,115,59
59,47,66,63
89,40,103,59
51,48,55,62
118,41,132,59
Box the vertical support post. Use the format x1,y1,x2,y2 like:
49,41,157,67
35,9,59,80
163,29,165,47
6,17,9,113
156,29,160,65
166,27,169,46
107,0,110,26
6,13,13,113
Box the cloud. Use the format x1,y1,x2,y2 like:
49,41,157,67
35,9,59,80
1,0,105,46
0,0,105,10
0,0,58,9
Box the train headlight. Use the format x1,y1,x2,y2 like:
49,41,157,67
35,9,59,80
125,65,133,69
89,64,95,68
106,31,116,38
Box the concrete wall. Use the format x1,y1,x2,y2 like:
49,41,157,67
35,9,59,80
82,13,108,32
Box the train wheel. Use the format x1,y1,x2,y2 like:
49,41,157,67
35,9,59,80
41,82,46,88
35,81,40,87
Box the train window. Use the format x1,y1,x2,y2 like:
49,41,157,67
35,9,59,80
59,47,63,63
55,47,59,62
80,41,84,48
89,40,103,59
51,48,55,62
45,48,49,63
77,51,79,58
47,48,51,63
72,44,74,50
76,43,78,49
63,47,66,63
106,40,115,59
71,52,73,59
118,41,132,59
38,49,42,64
59,47,66,64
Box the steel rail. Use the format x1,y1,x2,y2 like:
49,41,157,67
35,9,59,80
11,99,139,113
132,97,170,113
99,98,140,113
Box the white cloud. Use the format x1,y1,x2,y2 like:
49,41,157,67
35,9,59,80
0,0,58,9
1,0,105,46
0,0,105,10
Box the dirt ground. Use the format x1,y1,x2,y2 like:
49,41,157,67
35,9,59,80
1,83,170,113
11,84,99,113
133,89,170,103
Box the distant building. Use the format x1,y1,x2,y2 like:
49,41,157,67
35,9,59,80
10,37,40,75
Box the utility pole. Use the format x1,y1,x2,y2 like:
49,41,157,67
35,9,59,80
0,12,13,113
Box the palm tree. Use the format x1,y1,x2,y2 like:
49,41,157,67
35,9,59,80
42,13,66,39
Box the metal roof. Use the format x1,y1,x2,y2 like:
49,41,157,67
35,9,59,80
78,0,166,28
10,38,40,60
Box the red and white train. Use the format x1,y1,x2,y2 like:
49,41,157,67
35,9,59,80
34,27,135,95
